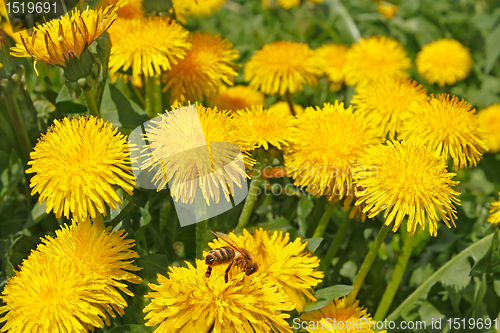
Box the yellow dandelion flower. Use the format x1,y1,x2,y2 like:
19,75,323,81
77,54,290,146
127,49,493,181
140,104,255,205
172,0,226,24
377,1,398,19
354,140,461,236
300,298,386,333
26,116,135,221
209,228,324,313
284,101,381,201
162,32,239,103
0,219,141,333
352,77,428,139
143,259,294,333
10,6,117,69
399,94,487,169
244,40,321,96
489,193,500,226
0,251,110,333
344,36,411,87
108,17,191,81
36,218,142,319
314,44,348,91
416,38,472,86
234,105,296,150
98,0,143,18
211,85,265,111
269,100,304,116
478,103,500,153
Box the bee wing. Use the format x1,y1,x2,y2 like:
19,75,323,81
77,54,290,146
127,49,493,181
212,231,253,259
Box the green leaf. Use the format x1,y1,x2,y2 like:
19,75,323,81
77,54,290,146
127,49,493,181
304,285,354,312
100,81,149,129
387,234,494,322
302,237,323,253
485,23,500,74
30,201,47,225
109,325,155,333
55,84,73,103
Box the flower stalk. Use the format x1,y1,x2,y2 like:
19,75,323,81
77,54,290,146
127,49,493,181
345,223,391,305
312,202,336,238
84,89,100,117
374,232,415,321
235,161,263,232
319,215,351,275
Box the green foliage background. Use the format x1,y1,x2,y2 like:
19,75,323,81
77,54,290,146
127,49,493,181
1,0,500,332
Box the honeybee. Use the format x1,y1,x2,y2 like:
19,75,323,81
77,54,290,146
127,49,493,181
205,231,258,283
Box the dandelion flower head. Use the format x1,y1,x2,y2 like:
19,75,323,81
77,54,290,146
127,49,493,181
0,219,142,333
352,77,428,139
234,105,297,150
354,140,461,236
478,103,500,153
244,40,321,95
284,101,381,201
377,1,398,19
26,116,136,221
108,16,191,80
209,228,324,313
344,36,411,87
10,6,117,70
211,85,265,111
162,31,239,103
301,298,386,333
416,38,472,86
314,43,348,91
172,0,226,24
37,218,142,315
399,94,487,169
269,101,304,116
143,259,294,333
140,104,254,205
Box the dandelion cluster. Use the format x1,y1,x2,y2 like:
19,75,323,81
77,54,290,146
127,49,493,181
0,219,142,333
143,228,323,333
478,104,500,153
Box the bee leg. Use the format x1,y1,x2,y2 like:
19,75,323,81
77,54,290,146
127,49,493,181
206,266,212,278
224,262,234,283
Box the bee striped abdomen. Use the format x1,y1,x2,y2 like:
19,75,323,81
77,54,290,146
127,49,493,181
205,247,235,265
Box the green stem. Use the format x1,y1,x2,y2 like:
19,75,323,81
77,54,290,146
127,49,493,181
154,76,164,115
345,223,391,305
312,202,336,238
5,94,31,163
374,233,415,321
145,76,156,118
235,162,263,232
196,219,208,259
285,91,296,116
319,216,351,274
83,89,99,117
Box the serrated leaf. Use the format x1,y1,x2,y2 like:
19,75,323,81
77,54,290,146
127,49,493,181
302,237,323,253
